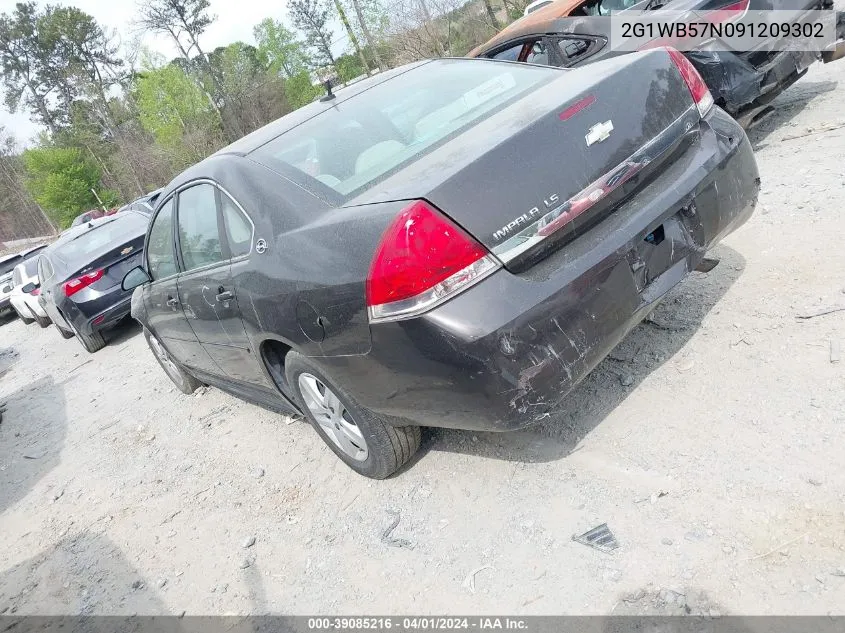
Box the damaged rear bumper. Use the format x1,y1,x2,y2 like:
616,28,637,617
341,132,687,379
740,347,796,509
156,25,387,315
688,47,820,115
318,108,759,432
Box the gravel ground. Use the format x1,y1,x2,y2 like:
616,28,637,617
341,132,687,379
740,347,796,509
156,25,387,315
1,59,845,616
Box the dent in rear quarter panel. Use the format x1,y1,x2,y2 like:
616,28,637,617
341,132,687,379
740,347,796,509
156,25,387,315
209,158,398,360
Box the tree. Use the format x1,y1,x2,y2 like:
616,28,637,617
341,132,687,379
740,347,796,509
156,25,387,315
482,0,501,29
38,6,125,114
0,2,59,133
285,71,322,109
0,128,55,239
348,0,386,69
288,0,339,74
133,54,223,168
332,0,371,75
136,0,215,64
134,0,233,138
253,18,308,78
21,146,117,228
209,42,290,136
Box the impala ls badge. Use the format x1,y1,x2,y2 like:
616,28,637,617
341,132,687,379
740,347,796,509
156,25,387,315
585,120,614,146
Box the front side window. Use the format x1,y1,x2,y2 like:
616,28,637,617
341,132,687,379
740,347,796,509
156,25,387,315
177,184,224,271
252,60,555,198
147,199,178,280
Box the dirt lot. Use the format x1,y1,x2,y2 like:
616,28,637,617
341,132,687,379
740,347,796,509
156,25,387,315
2,60,845,617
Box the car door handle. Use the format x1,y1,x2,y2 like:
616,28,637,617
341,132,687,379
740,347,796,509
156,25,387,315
216,290,234,302
166,297,179,308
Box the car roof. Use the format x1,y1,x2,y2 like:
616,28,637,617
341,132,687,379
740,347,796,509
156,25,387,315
466,0,589,56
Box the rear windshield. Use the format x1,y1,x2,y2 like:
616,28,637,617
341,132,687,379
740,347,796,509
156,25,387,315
52,213,148,269
0,256,21,277
252,60,556,198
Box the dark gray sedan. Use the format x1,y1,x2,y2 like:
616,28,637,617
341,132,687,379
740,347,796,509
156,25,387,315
36,211,149,352
123,53,760,478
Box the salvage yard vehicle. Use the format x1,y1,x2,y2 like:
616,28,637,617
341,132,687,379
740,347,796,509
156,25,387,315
123,53,759,478
9,249,51,327
0,246,47,321
468,0,845,127
0,254,19,319
35,211,150,352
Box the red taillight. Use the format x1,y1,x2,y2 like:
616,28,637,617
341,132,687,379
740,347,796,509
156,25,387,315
665,47,714,117
64,269,104,297
30,287,40,296
366,200,499,323
709,0,749,22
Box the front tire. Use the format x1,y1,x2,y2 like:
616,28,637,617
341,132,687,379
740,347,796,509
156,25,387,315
144,328,200,394
56,324,75,339
34,313,51,328
285,351,421,479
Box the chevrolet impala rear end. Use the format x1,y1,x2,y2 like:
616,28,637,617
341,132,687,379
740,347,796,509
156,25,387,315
136,50,759,478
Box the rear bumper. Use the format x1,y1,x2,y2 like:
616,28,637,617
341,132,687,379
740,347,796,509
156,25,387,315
62,293,132,336
11,294,48,318
690,48,819,113
317,108,759,432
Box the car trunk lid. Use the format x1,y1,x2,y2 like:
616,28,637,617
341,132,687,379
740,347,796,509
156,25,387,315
349,49,701,271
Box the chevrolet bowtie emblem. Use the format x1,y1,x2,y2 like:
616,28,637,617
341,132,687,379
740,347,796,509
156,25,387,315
585,120,614,146
120,246,133,255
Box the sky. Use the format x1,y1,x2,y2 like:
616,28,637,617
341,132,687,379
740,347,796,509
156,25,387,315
0,0,352,146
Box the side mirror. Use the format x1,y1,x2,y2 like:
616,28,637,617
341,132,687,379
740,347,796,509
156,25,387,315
122,266,151,292
21,282,37,294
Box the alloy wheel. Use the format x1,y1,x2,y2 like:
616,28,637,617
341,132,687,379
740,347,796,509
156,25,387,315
297,373,368,461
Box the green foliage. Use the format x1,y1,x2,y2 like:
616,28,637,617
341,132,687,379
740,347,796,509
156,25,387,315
254,18,308,78
288,0,337,69
336,53,366,82
21,146,115,228
134,55,220,150
285,71,321,109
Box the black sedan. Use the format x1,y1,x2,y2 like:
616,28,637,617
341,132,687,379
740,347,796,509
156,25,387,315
468,0,845,127
123,54,759,478
35,211,149,352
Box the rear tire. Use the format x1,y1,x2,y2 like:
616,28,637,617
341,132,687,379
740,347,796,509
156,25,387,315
34,313,51,328
14,308,35,325
285,351,421,479
144,328,200,394
76,329,106,353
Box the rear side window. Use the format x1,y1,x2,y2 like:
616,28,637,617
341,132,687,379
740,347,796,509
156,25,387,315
177,184,224,271
0,256,20,276
220,192,252,258
492,44,524,61
252,60,555,198
37,256,53,282
147,199,178,280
